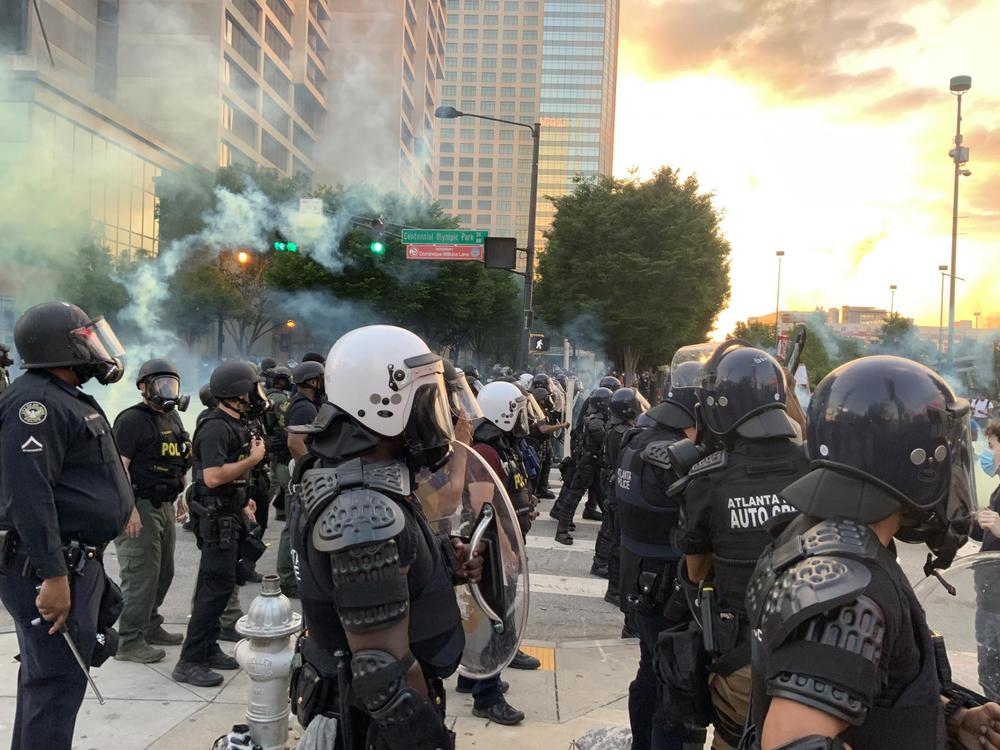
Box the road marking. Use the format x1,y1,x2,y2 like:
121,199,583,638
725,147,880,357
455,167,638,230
529,573,609,599
527,536,596,552
517,645,556,671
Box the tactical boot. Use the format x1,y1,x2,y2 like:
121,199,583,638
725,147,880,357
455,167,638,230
217,627,241,643
539,489,556,500
604,586,620,608
509,649,541,670
582,507,604,522
590,562,609,579
554,528,573,545
147,626,184,645
172,660,224,687
207,650,240,670
473,698,525,725
114,643,166,664
548,504,561,520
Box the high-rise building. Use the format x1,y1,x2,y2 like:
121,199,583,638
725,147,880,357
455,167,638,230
323,0,446,199
431,0,619,250
0,0,331,266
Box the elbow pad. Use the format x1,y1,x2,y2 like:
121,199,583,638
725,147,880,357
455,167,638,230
770,737,848,750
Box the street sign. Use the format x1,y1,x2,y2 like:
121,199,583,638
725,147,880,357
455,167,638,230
298,198,324,215
406,244,483,261
401,229,487,245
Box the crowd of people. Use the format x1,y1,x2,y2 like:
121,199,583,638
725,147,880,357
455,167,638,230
3,301,1000,750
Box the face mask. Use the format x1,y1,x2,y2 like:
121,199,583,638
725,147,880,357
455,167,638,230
981,448,997,477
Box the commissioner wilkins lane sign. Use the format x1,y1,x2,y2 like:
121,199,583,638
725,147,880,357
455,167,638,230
402,229,487,261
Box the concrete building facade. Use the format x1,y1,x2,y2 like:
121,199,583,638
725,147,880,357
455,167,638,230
431,0,619,250
324,0,446,199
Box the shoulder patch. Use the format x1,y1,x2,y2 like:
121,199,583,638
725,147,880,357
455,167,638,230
18,401,47,425
689,450,727,477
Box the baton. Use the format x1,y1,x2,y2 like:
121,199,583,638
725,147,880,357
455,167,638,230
31,616,105,704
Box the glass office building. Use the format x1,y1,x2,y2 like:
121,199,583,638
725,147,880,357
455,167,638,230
536,0,618,247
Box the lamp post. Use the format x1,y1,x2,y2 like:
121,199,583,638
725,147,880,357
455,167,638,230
947,75,972,368
435,106,540,370
938,265,948,360
774,251,785,343
889,284,897,315
975,311,981,329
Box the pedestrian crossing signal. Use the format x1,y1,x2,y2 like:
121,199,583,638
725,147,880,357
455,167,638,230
531,334,549,352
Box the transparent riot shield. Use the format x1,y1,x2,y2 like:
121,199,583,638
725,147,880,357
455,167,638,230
914,552,1000,701
414,441,530,678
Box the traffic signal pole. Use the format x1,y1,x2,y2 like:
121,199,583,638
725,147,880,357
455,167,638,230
518,121,541,372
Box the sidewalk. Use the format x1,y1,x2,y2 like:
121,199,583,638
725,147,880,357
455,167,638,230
0,631,638,749
0,515,639,749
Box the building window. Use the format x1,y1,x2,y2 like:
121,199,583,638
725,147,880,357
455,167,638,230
0,0,29,52
226,14,260,69
262,131,289,169
234,0,261,29
267,0,293,32
224,55,259,107
293,123,315,160
478,200,492,210
478,185,493,196
459,157,474,167
263,57,290,100
439,170,454,180
458,185,473,195
263,93,290,135
266,20,291,66
222,98,258,146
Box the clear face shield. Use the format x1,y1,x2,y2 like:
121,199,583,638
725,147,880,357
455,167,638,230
450,374,485,422
70,316,126,384
404,378,456,472
511,397,531,438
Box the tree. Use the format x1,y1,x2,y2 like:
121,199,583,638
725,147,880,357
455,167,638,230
535,169,731,381
57,243,130,321
731,320,777,350
162,251,243,348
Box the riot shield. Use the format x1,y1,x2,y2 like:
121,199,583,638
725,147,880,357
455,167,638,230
914,552,1000,701
414,441,529,678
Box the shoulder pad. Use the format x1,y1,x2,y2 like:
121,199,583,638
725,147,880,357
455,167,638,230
751,555,872,651
300,459,410,525
771,517,882,571
287,401,337,434
689,450,727,477
640,440,676,471
311,487,406,553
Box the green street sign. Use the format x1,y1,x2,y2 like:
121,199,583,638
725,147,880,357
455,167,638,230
401,229,488,245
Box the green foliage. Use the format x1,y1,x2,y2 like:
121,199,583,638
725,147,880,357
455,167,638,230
535,169,731,376
731,320,777,350
163,252,243,347
56,243,129,321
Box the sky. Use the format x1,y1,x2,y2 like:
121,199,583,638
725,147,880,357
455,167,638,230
612,0,1000,336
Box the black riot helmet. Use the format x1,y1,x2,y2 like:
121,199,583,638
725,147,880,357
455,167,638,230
292,361,323,387
463,364,481,381
600,375,622,392
698,342,794,440
199,383,218,409
798,356,975,568
532,386,555,412
136,358,190,412
651,359,701,429
210,361,268,418
260,357,277,373
532,372,552,390
270,366,293,390
14,302,126,385
589,386,613,415
610,387,643,422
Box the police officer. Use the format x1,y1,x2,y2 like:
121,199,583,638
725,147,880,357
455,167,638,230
617,361,705,750
0,302,132,749
286,325,480,749
555,386,613,544
173,360,268,687
262,365,292,527
745,355,1000,750
196,383,218,426
593,387,643,589
0,341,12,394
463,364,483,395
276,360,324,597
258,356,277,389
531,373,562,499
112,358,191,663
678,343,810,749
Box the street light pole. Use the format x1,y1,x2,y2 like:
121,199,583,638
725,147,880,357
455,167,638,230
889,284,897,315
774,251,784,344
938,265,948,361
434,106,540,370
947,75,972,368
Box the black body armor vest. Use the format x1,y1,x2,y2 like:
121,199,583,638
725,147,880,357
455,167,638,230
120,404,190,504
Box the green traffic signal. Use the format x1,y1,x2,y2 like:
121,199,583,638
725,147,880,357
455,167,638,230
273,241,298,252
369,240,385,255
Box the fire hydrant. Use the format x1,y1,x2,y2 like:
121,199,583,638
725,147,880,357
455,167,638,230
235,575,303,750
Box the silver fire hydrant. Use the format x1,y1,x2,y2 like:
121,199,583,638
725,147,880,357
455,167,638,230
235,575,303,750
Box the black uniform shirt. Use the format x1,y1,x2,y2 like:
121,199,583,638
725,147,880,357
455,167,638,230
286,393,320,429
114,403,187,461
0,370,134,578
192,408,250,490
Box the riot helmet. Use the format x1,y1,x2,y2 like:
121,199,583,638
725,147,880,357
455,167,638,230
301,352,325,364
270,366,293,391
478,380,530,438
323,325,454,471
533,386,555,413
291,361,323,388
589,386,613,415
532,373,551,390
14,302,126,385
698,341,794,440
463,364,481,381
656,358,702,428
260,357,277,372
610,387,645,422
443,361,484,422
210,361,269,418
137,358,189,412
800,355,975,567
518,372,534,389
600,375,622,392
199,383,218,409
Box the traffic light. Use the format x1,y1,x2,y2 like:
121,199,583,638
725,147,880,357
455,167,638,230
272,230,298,252
369,218,386,255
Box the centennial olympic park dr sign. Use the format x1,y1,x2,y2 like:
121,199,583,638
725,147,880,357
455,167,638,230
402,229,487,261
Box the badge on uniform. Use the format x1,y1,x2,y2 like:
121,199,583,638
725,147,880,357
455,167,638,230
18,402,47,425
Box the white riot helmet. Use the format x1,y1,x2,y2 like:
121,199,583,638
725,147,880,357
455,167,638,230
478,380,530,437
324,325,454,470
518,372,533,389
